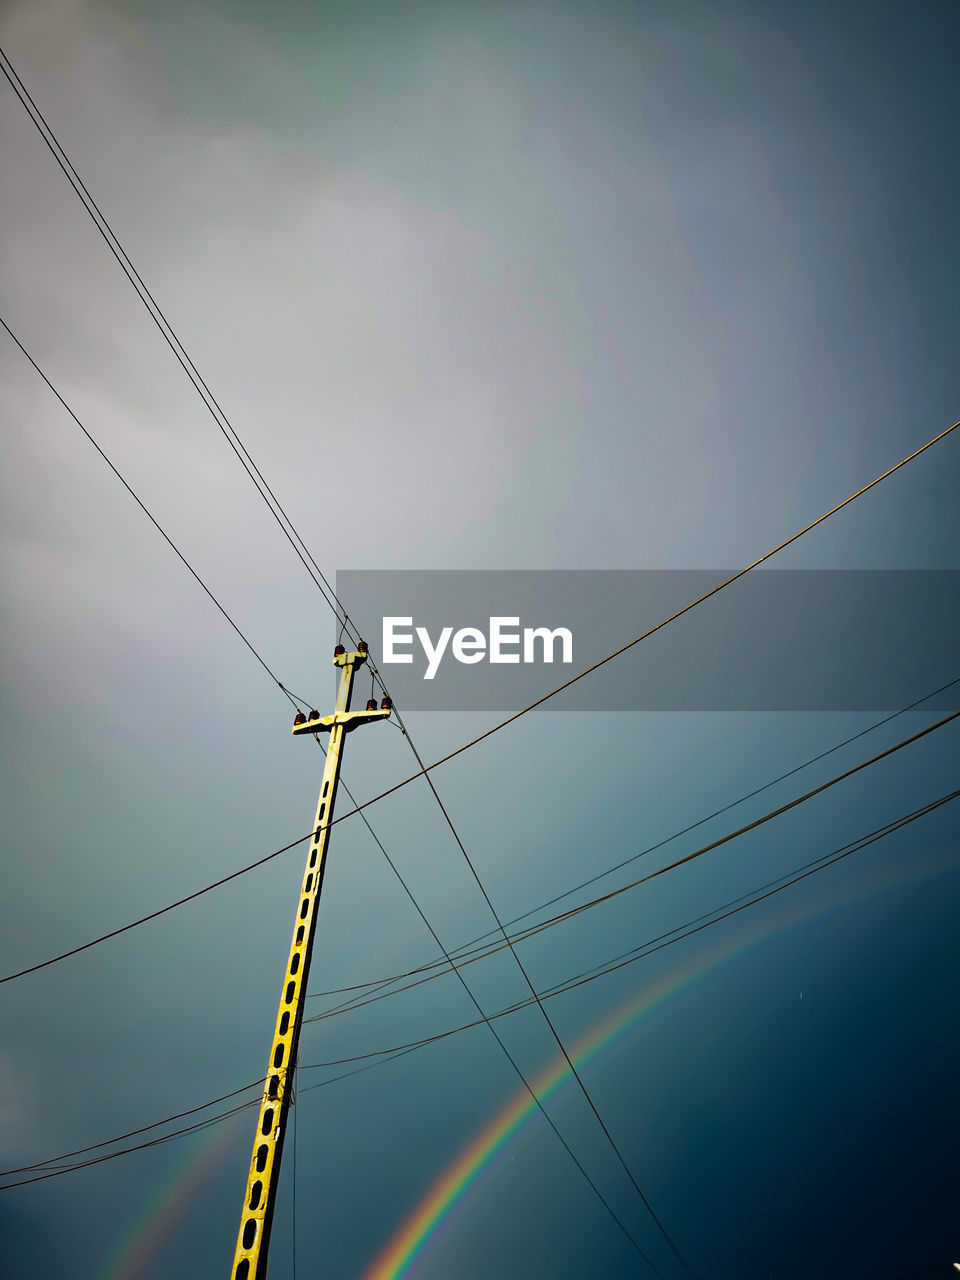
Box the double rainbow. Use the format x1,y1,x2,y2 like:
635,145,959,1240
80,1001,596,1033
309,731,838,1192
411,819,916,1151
358,850,954,1280
95,847,952,1279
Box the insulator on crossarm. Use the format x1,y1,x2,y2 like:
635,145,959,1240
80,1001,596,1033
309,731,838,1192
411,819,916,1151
309,709,320,721
358,638,368,653
334,644,346,656
293,712,307,726
365,698,378,710
380,695,393,710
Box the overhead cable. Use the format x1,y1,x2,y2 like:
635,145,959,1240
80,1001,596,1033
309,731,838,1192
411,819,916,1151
305,674,960,1012
7,787,952,1189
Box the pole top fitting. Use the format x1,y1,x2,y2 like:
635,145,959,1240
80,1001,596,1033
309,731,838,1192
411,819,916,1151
333,647,367,669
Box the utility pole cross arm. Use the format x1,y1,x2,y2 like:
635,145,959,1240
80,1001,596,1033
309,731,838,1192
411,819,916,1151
292,707,391,736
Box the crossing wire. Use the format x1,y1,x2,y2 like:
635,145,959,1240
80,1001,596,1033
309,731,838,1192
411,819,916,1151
0,44,350,637
310,422,960,839
294,785,956,1065
6,722,955,1189
245,422,956,1279
1,681,955,994
5,49,957,1269
5,786,953,1188
303,673,960,1017
299,708,959,1026
0,336,666,1271
296,672,959,1012
0,43,682,1252
307,673,960,1013
3,34,957,1004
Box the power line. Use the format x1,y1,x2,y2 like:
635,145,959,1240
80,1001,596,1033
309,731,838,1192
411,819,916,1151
0,45,351,638
2,312,662,1266
305,674,960,1010
519,708,959,938
9,29,953,991
333,748,672,1271
7,48,955,1260
1,75,628,1251
0,70,661,1254
0,1079,262,1176
1,44,408,735
0,314,307,711
311,421,960,839
0,1096,258,1190
314,421,960,1273
295,785,958,1069
4,697,954,997
8,787,951,1190
297,721,958,1034
524,789,959,1007
297,709,958,1058
0,346,665,1266
300,428,960,1280
0,1044,435,1185
396,717,698,1276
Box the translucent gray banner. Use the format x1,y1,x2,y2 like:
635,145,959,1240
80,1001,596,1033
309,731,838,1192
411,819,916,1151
334,571,960,712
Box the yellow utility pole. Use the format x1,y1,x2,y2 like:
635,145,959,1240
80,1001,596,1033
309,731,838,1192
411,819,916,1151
231,642,391,1280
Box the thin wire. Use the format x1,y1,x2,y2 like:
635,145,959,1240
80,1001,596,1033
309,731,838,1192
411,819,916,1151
9,787,951,1190
4,698,954,994
4,56,720,1265
0,1080,263,1175
278,683,315,713
302,707,960,1277
0,308,645,1269
313,421,960,838
294,787,960,1070
386,724,696,1278
5,130,955,1247
306,671,960,1005
7,51,955,1250
304,705,960,1023
368,609,957,1277
0,827,313,985
6,59,955,1232
167,384,960,1264
0,290,662,1264
334,753,668,1274
525,791,960,1005
0,315,304,710
0,1097,258,1190
0,46,350,634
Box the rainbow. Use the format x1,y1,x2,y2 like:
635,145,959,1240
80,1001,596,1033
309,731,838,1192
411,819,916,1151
83,845,953,1280
358,849,957,1280
97,1108,241,1280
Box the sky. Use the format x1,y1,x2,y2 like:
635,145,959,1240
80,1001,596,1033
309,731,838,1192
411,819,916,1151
0,2,958,1278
